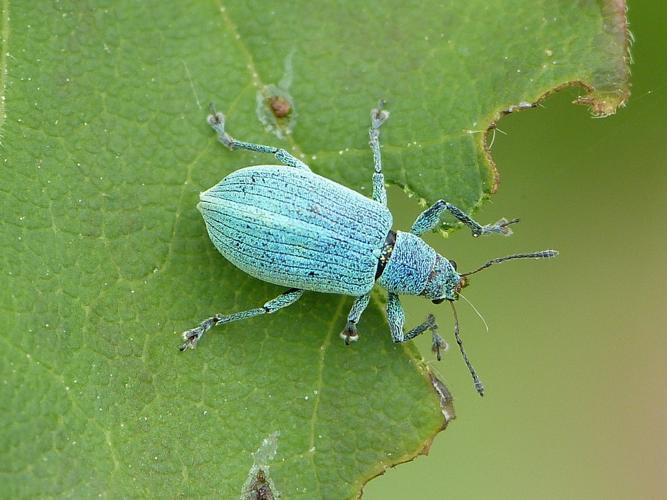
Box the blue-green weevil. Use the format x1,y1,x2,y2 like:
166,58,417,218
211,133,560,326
179,103,558,395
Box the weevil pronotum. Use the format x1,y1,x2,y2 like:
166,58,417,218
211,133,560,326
179,102,558,395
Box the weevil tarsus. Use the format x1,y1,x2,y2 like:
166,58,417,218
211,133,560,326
206,109,310,171
431,327,448,361
341,293,371,344
179,315,220,352
369,100,390,206
179,288,304,351
411,199,520,237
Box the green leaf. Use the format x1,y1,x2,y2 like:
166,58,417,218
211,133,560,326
0,1,628,497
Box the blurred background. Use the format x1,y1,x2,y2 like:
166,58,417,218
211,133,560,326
366,1,666,499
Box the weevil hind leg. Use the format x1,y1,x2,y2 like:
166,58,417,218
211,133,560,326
179,288,305,351
207,106,310,171
369,101,390,206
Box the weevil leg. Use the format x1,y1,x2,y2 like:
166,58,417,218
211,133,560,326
385,293,447,358
410,199,519,237
207,107,311,171
179,288,304,351
369,101,390,206
340,293,371,344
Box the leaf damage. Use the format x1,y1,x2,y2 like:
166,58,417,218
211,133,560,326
255,50,297,139
475,1,632,195
428,370,457,424
240,432,281,500
356,365,455,499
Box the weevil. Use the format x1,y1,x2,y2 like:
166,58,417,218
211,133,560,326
179,102,558,395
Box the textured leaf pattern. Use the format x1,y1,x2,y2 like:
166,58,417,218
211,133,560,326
0,1,628,497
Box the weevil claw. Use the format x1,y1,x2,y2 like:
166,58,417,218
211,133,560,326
207,110,236,150
479,217,520,237
206,110,224,127
497,217,520,236
340,321,359,345
179,327,204,351
370,103,390,130
427,314,447,361
431,333,448,361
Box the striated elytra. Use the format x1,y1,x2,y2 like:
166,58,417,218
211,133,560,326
179,102,558,395
199,165,391,297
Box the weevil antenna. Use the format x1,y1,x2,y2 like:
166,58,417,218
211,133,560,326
462,249,559,277
459,293,489,333
450,301,485,396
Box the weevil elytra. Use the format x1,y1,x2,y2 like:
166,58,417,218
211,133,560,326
179,102,558,395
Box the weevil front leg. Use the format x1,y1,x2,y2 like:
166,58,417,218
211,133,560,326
179,288,305,351
340,293,371,344
207,106,310,171
368,102,390,206
386,293,448,359
410,199,519,237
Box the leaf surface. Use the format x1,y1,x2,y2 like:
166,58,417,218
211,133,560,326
0,1,628,497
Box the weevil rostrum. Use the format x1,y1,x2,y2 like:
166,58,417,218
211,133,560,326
179,103,558,395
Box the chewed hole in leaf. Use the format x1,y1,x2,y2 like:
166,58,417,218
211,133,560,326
240,432,280,500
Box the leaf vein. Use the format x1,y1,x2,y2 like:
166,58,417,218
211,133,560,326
215,1,305,157
0,0,10,146
308,294,347,495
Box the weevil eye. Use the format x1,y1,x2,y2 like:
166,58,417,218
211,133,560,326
449,260,457,271
432,298,445,304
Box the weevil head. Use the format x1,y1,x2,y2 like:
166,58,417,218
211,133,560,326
422,254,468,303
377,231,471,300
